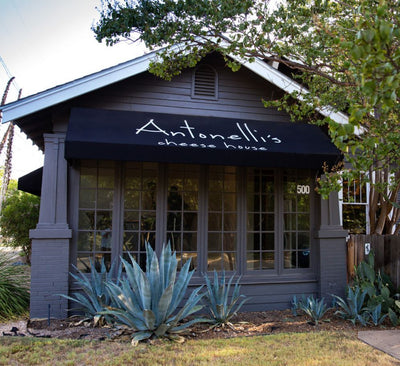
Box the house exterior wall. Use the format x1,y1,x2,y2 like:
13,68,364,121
29,56,347,319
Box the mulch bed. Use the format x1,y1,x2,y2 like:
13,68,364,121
2,309,398,342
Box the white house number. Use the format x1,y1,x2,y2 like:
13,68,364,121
296,185,310,194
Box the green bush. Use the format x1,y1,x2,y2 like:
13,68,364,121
297,295,329,325
202,271,248,327
333,252,400,326
0,251,30,320
0,189,40,264
103,243,207,344
69,243,207,344
61,258,121,326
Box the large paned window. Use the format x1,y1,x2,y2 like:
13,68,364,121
283,171,312,269
77,161,115,272
166,165,199,269
123,162,158,267
207,166,237,271
341,175,367,234
75,162,314,275
246,169,275,270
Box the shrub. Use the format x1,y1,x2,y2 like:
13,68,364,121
202,271,249,327
102,243,207,345
334,252,400,326
297,295,329,325
61,258,121,326
0,189,39,264
352,252,395,313
0,251,30,319
333,287,368,326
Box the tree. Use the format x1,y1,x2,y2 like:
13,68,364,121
93,0,400,234
0,183,40,264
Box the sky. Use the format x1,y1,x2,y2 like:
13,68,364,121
0,0,147,179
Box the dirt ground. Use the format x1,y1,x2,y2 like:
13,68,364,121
1,309,399,342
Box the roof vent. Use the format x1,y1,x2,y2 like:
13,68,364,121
192,64,218,100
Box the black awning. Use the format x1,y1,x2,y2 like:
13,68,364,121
18,167,43,196
65,107,341,169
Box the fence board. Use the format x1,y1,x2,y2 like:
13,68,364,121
347,234,400,289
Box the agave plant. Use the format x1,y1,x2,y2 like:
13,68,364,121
298,295,329,325
0,251,29,320
366,304,387,326
202,270,249,327
61,258,121,326
333,287,368,326
102,243,207,345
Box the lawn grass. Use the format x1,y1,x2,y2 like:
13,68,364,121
0,331,398,366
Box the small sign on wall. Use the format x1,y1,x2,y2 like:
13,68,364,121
365,242,371,255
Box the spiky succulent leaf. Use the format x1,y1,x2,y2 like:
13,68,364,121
202,271,249,325
101,242,205,343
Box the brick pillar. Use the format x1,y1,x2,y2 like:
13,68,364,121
316,191,348,301
29,134,72,319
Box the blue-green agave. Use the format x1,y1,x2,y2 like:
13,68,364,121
202,270,249,326
298,295,329,325
102,243,207,344
333,287,368,326
61,258,121,326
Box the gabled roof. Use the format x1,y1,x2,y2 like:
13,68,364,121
0,47,349,125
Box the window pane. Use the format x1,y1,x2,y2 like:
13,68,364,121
80,167,97,188
261,233,274,251
182,233,197,251
208,233,222,251
167,212,182,231
247,233,260,251
342,204,367,234
224,193,237,211
79,211,94,230
77,232,92,251
298,214,310,230
247,252,260,270
141,212,156,231
124,211,139,230
183,213,197,231
183,192,198,210
298,233,310,249
123,232,139,251
79,189,95,208
262,252,274,269
97,190,114,209
208,192,222,211
124,191,140,210
224,213,236,231
208,213,222,231
98,168,114,188
97,211,112,230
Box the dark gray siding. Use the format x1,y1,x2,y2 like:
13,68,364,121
75,55,290,123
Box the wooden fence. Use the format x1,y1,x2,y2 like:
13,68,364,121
347,234,400,288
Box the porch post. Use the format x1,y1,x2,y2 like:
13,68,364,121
316,191,348,300
29,133,72,319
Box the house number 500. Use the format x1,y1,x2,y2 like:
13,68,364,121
297,185,310,194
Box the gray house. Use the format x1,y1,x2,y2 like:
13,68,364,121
1,51,348,319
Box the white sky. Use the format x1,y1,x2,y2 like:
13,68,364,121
0,0,146,179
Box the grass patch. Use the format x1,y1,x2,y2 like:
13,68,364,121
0,331,398,365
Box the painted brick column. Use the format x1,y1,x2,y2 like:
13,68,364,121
316,191,348,301
29,133,72,319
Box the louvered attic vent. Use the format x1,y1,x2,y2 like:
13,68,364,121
192,64,218,100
